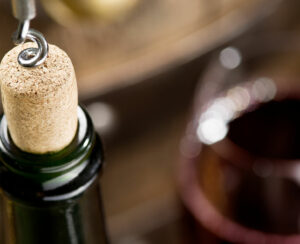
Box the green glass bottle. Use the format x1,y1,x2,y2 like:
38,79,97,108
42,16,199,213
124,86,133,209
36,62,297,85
0,106,108,244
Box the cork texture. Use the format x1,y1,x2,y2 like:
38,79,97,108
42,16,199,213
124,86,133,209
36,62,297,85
0,43,78,154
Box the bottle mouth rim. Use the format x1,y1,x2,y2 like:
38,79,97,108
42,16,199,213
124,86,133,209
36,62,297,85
0,106,93,172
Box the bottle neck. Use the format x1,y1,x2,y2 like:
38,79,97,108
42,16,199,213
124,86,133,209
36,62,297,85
0,105,104,203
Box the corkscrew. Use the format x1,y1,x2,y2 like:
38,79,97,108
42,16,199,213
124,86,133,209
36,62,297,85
11,0,48,67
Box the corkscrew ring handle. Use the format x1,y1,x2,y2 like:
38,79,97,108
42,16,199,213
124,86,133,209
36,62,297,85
16,28,49,68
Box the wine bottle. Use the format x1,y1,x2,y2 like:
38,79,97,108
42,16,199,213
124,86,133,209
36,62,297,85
0,34,109,243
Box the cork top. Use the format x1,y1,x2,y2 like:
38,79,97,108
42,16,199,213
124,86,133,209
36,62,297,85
0,43,78,154
0,43,74,97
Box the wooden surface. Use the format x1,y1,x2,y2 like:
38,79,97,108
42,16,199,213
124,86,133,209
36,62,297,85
100,86,194,244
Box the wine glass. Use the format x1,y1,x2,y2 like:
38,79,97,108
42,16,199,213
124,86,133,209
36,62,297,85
179,33,300,244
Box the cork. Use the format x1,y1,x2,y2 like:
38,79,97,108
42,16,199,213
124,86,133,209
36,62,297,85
0,43,78,154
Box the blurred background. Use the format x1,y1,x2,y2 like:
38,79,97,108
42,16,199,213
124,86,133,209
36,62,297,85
2,0,300,243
